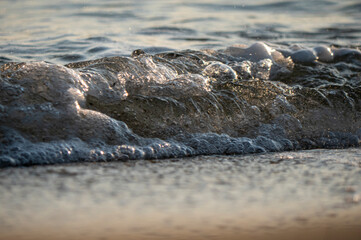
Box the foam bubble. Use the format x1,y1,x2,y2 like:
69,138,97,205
314,46,333,62
202,62,237,82
332,48,361,62
226,42,273,62
290,49,317,64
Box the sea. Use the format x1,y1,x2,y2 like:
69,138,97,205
1,0,361,239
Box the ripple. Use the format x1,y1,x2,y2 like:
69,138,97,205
0,56,12,65
170,37,217,42
52,54,85,62
85,36,114,42
71,11,138,19
87,46,109,54
139,27,196,35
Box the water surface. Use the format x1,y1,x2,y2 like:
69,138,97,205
1,1,361,239
1,0,360,64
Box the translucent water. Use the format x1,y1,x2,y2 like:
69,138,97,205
1,1,361,239
1,41,361,166
1,0,361,166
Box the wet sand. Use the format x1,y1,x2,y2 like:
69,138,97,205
1,148,361,240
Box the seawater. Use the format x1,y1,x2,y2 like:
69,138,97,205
1,0,360,64
1,0,361,167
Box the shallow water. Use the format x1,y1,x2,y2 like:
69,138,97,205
1,0,360,64
1,1,361,238
1,0,361,167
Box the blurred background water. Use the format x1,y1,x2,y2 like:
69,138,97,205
1,0,360,64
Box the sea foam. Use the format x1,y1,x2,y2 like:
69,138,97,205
1,42,361,167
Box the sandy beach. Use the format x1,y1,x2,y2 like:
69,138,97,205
1,148,361,240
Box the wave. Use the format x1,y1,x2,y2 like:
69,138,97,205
1,42,361,167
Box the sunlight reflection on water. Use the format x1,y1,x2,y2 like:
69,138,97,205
1,0,360,64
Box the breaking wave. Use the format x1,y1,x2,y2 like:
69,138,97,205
1,42,361,167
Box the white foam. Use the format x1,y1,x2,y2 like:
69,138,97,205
1,43,361,167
